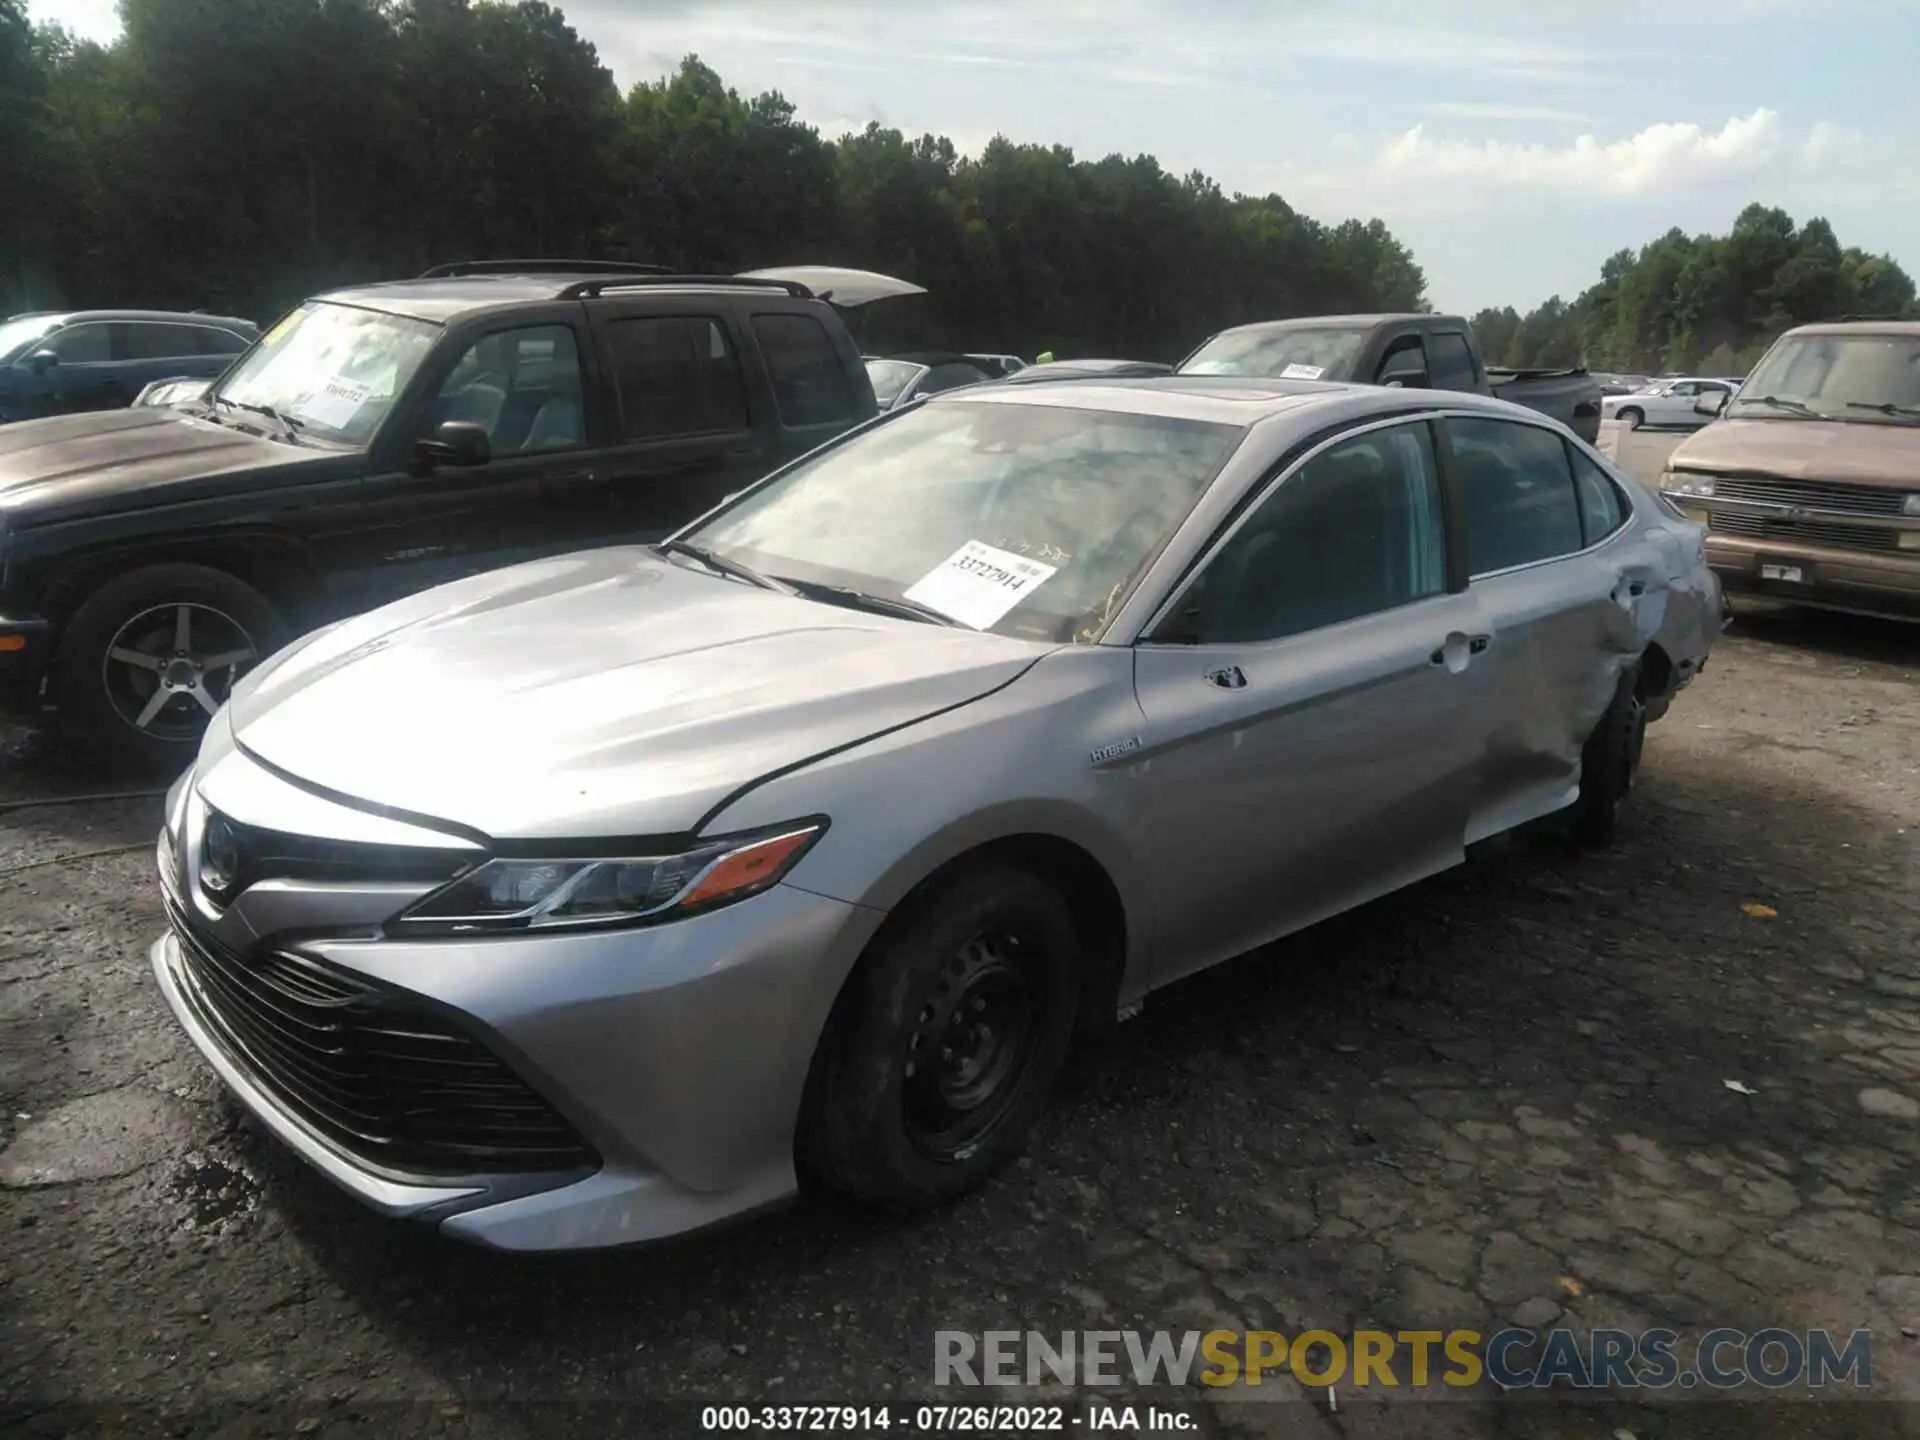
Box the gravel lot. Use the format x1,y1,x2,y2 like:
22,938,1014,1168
3,525,1918,1435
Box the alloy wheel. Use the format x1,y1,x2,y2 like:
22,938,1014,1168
99,602,258,740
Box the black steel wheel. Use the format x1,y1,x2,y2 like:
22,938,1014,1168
800,865,1081,1207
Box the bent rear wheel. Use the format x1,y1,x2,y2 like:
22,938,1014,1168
800,865,1081,1207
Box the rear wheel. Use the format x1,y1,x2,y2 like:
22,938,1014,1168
1571,666,1647,848
1617,407,1644,430
55,563,284,771
800,865,1081,1208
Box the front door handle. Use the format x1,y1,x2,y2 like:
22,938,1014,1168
1468,633,1491,654
1430,632,1491,669
1204,665,1247,690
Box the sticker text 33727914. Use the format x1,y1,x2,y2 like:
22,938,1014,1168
904,540,1059,629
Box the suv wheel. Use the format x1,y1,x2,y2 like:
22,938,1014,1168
800,865,1081,1208
55,564,284,771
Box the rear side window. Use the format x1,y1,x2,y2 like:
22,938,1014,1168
1428,331,1478,390
195,327,251,357
919,363,989,396
605,316,749,440
118,323,207,361
1445,417,1585,575
752,313,858,427
1569,444,1628,543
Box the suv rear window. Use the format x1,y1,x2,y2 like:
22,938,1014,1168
752,314,858,427
605,317,749,440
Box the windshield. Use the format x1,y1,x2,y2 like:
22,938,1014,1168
1729,334,1920,422
1179,326,1366,381
686,399,1246,642
211,301,439,443
0,314,61,362
865,358,923,408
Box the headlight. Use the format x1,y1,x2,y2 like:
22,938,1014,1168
391,821,826,934
1660,470,1714,498
1903,493,1920,517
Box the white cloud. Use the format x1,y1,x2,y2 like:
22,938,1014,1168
1368,109,1862,197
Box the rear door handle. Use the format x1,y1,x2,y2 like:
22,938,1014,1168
1468,633,1491,654
1430,633,1492,666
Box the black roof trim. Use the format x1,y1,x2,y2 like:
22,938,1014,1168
556,275,814,300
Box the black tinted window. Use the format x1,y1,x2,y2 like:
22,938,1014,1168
46,324,111,363
1175,422,1448,644
752,313,857,426
1570,445,1628,543
1428,331,1478,390
1376,335,1428,386
195,327,251,356
920,363,990,396
119,323,205,360
606,316,748,440
1446,418,1584,574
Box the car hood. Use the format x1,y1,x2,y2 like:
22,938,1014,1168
0,405,332,525
228,548,1050,841
1670,417,1919,487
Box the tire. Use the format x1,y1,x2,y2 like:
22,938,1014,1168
1617,407,1644,430
1571,666,1647,848
799,865,1082,1208
54,563,285,772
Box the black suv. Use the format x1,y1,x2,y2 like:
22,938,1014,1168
0,261,879,765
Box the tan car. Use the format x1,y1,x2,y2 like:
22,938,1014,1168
1664,320,1920,621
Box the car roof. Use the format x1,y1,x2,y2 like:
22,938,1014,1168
1207,313,1441,338
39,309,256,331
1783,319,1920,339
315,272,810,324
934,373,1556,429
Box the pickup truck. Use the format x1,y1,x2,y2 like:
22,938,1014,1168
0,260,879,766
1178,312,1604,444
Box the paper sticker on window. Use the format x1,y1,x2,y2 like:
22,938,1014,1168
1281,363,1325,380
302,378,372,429
904,540,1058,630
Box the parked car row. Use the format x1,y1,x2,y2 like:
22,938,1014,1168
1600,375,1741,431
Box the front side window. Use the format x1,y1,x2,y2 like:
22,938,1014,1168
195,327,251,357
1730,334,1920,423
214,301,439,444
689,399,1244,642
1155,421,1447,646
865,359,923,408
604,316,747,440
0,314,59,362
752,313,858,426
1180,325,1367,382
46,324,111,363
431,324,586,455
1447,417,1584,575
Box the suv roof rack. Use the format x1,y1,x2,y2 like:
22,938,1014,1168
418,259,675,279
556,275,815,300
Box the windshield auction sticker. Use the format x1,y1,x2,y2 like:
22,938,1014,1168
302,379,371,428
905,540,1058,629
1280,363,1326,379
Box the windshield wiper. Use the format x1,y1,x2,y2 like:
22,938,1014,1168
1735,394,1827,419
1844,401,1920,420
655,539,793,592
212,395,303,441
777,577,966,628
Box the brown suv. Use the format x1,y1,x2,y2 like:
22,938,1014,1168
1662,319,1920,621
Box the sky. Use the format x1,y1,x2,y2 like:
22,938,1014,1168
29,0,1920,316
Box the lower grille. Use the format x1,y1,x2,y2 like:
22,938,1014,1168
1709,511,1901,553
166,896,597,1177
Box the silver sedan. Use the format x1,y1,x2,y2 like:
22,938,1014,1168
151,378,1721,1251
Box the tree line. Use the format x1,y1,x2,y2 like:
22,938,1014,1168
4,0,1911,371
1471,204,1916,376
1,0,1425,361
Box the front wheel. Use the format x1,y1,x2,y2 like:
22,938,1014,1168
1616,407,1644,430
54,563,284,771
799,865,1082,1208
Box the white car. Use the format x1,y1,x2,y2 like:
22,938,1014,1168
1601,377,1735,431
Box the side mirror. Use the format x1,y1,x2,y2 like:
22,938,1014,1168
1695,391,1730,418
26,350,58,374
414,420,491,469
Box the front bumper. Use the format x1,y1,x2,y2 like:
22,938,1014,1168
0,612,51,712
1708,536,1920,623
153,823,886,1251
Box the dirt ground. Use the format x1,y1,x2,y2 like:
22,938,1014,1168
2,594,1918,1439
